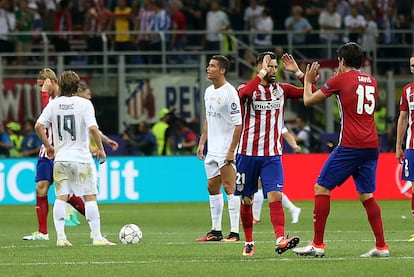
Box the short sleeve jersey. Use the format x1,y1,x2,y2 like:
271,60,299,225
37,96,98,162
237,76,303,156
320,70,378,148
204,82,242,156
399,82,414,149
38,93,54,158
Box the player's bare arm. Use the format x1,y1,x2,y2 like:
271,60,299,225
34,121,54,159
396,110,408,163
225,124,242,165
197,120,208,160
100,131,119,151
90,126,106,164
282,131,301,153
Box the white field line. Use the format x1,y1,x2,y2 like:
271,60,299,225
0,238,411,249
1,256,414,267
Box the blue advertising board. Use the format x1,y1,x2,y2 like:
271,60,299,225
0,156,208,205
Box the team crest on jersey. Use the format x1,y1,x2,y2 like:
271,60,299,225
272,85,283,99
236,184,244,192
216,97,221,104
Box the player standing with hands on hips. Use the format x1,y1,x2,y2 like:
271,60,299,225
195,55,242,242
396,53,414,242
293,42,389,257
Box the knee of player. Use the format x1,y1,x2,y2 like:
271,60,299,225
314,183,330,195
242,195,253,205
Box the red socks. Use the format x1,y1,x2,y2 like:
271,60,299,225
362,197,386,248
36,196,48,234
240,203,253,242
313,194,330,246
411,194,414,218
68,195,85,216
269,201,285,239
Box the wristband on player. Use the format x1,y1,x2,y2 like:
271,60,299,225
295,70,304,77
259,69,267,76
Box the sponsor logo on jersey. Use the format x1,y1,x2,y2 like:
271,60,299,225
252,100,281,110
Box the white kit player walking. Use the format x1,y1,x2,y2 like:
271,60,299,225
196,55,243,242
35,70,115,246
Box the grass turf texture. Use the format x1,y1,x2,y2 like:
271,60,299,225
1,200,414,277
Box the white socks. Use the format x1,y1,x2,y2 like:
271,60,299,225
253,188,264,221
85,201,103,240
209,194,224,231
53,199,67,240
282,193,297,212
227,194,240,233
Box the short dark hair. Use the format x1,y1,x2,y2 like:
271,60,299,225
211,55,230,75
256,51,277,65
337,42,363,69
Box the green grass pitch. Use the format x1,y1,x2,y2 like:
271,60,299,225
1,200,414,276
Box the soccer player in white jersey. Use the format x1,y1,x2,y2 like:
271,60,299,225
35,70,115,246
195,55,242,242
236,51,312,256
23,68,86,241
396,53,414,242
252,125,302,225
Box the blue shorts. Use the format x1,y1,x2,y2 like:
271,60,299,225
317,146,378,193
402,149,414,181
35,157,54,183
235,154,284,197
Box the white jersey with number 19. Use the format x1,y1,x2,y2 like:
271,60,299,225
37,96,98,162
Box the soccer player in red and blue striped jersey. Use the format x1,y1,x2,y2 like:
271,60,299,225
396,53,414,242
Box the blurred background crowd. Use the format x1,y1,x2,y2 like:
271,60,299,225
0,0,412,156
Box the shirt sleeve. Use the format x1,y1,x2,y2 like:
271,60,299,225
84,100,98,129
37,102,52,127
400,85,409,111
228,86,242,126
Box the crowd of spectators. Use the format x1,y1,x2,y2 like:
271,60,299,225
120,107,198,156
1,0,411,156
0,0,412,74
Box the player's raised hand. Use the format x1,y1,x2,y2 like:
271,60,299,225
262,54,271,72
41,78,53,94
305,62,320,83
281,53,300,73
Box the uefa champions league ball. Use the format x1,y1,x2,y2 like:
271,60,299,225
119,224,143,244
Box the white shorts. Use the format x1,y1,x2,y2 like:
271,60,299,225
53,161,98,197
204,153,235,179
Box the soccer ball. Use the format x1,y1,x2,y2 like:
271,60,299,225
119,224,143,244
